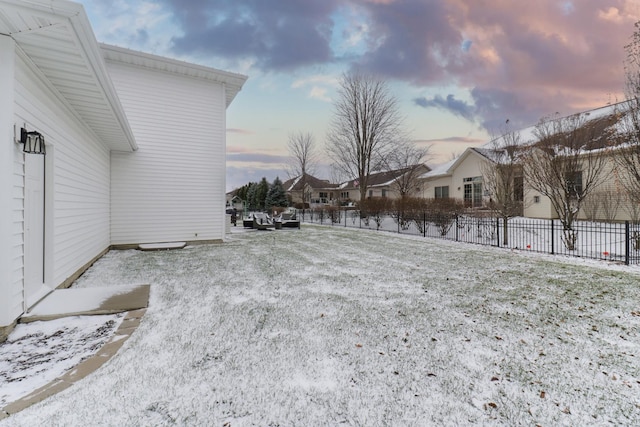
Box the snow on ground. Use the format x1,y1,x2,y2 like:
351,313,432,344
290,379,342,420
2,224,640,426
0,314,123,407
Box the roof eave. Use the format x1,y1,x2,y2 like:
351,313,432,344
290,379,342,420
70,15,137,151
99,43,248,108
0,0,138,152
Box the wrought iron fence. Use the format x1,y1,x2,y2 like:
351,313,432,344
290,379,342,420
300,208,640,265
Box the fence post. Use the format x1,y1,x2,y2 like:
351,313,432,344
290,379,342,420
423,211,426,238
455,214,459,242
550,219,555,255
625,221,630,266
398,210,400,234
496,217,500,247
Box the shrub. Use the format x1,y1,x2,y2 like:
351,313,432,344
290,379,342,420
425,198,465,236
359,198,392,230
391,197,428,231
326,206,342,224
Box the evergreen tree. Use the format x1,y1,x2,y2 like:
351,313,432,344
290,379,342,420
255,177,270,211
236,183,250,201
265,176,288,210
246,183,258,211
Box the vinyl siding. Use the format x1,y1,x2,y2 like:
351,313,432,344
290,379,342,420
9,138,24,317
107,61,226,245
14,51,111,293
0,35,22,326
577,154,634,222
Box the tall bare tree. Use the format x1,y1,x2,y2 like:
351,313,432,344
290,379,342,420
614,21,640,206
523,112,611,250
326,72,405,202
286,131,318,208
481,120,525,245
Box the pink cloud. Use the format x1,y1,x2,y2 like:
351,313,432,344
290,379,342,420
227,128,254,135
166,0,638,130
356,0,635,127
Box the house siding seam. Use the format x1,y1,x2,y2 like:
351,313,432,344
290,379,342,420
107,61,225,245
15,51,111,293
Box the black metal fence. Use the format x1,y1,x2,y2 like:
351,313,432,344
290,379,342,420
300,208,640,265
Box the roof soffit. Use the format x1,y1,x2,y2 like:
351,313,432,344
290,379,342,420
0,0,137,152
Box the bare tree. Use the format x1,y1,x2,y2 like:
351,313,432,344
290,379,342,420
624,193,640,222
523,112,612,250
614,21,640,205
359,197,392,230
581,192,602,222
286,131,318,208
379,141,430,229
326,72,405,203
383,141,430,198
582,189,622,223
481,120,525,245
600,190,623,222
329,164,349,188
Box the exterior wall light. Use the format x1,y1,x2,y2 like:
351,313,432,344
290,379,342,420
19,127,46,155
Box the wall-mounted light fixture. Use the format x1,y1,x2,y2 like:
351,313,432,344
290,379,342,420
18,127,46,155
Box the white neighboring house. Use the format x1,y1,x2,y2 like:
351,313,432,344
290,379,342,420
419,150,490,207
420,103,638,221
0,0,247,339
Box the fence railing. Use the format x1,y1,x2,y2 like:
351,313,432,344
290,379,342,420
300,208,640,265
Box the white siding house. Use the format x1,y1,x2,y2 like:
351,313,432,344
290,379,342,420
420,149,490,207
103,45,245,245
0,0,246,339
420,104,638,221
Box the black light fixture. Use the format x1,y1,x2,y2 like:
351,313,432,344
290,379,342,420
20,127,46,155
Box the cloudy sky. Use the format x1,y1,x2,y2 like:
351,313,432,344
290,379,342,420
79,0,639,190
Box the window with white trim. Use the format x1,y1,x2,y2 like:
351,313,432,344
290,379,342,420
463,176,483,207
434,186,449,199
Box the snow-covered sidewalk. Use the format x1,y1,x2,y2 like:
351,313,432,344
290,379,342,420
2,224,640,425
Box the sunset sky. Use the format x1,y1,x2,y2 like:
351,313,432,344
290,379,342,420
78,0,640,191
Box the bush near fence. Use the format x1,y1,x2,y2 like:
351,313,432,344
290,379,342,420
301,198,640,265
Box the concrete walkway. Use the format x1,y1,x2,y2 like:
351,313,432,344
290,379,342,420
21,284,150,322
1,285,150,419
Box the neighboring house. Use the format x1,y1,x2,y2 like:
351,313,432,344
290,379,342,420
225,192,244,212
0,0,247,339
420,150,491,208
282,173,339,207
420,103,638,221
339,165,432,203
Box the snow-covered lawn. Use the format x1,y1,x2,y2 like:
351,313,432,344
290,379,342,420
2,224,640,425
0,315,123,407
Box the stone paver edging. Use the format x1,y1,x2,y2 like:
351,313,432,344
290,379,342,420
0,308,147,420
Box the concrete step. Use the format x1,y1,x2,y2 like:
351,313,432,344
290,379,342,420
20,284,150,323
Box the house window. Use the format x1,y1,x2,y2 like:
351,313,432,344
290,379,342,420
368,190,373,198
340,191,349,199
463,177,483,207
566,171,583,198
381,189,387,198
434,186,449,199
533,195,540,204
